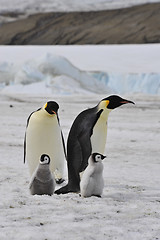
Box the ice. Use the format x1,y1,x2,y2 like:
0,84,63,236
0,61,16,85
0,46,160,95
38,54,111,93
107,73,160,95
15,63,46,85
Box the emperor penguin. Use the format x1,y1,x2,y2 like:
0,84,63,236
24,101,66,184
80,153,106,198
29,154,55,195
55,95,134,194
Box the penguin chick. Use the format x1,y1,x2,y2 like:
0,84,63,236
29,154,55,196
80,153,106,198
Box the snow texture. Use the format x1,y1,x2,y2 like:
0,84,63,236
0,93,160,240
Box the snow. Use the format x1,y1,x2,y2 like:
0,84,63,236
0,93,160,240
0,0,160,14
0,44,160,239
0,45,160,95
0,0,160,24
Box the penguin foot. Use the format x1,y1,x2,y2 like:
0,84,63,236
55,185,69,194
55,178,65,184
94,195,102,198
55,184,80,194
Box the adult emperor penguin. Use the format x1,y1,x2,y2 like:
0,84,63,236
80,153,106,198
24,101,66,183
29,154,55,195
55,95,134,194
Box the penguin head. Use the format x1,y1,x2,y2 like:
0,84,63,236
43,101,59,115
91,153,106,163
40,154,50,165
100,95,135,110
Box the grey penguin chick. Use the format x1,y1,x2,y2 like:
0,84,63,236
29,154,55,195
80,153,106,198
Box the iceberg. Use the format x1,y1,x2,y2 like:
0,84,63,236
0,62,16,85
0,53,160,95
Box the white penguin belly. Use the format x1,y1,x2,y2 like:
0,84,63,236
26,111,65,177
92,174,104,196
91,116,108,154
80,165,104,197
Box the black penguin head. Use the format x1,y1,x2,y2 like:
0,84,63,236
40,154,50,165
92,153,106,163
101,95,135,110
44,101,59,115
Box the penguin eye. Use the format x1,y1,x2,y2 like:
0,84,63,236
95,155,101,162
44,156,49,162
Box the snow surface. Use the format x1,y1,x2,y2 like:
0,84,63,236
0,93,160,240
0,45,160,95
0,0,160,24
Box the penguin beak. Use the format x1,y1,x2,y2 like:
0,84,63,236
51,110,56,115
102,155,106,160
120,99,135,105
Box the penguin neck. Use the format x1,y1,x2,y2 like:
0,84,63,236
89,159,103,173
97,101,112,120
90,102,111,155
40,108,58,123
41,108,54,117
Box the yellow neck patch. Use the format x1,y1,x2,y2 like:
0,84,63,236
43,102,48,109
98,100,109,110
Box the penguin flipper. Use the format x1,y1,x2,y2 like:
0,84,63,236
24,132,26,164
78,133,92,172
76,109,103,172
56,113,67,160
24,108,41,164
29,177,35,190
61,131,67,160
80,175,94,197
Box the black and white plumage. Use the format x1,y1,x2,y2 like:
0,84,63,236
55,95,134,194
24,101,66,184
80,153,106,198
29,154,55,195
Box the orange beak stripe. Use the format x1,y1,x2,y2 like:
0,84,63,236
52,110,56,115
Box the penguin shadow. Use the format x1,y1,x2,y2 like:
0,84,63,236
79,193,102,198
